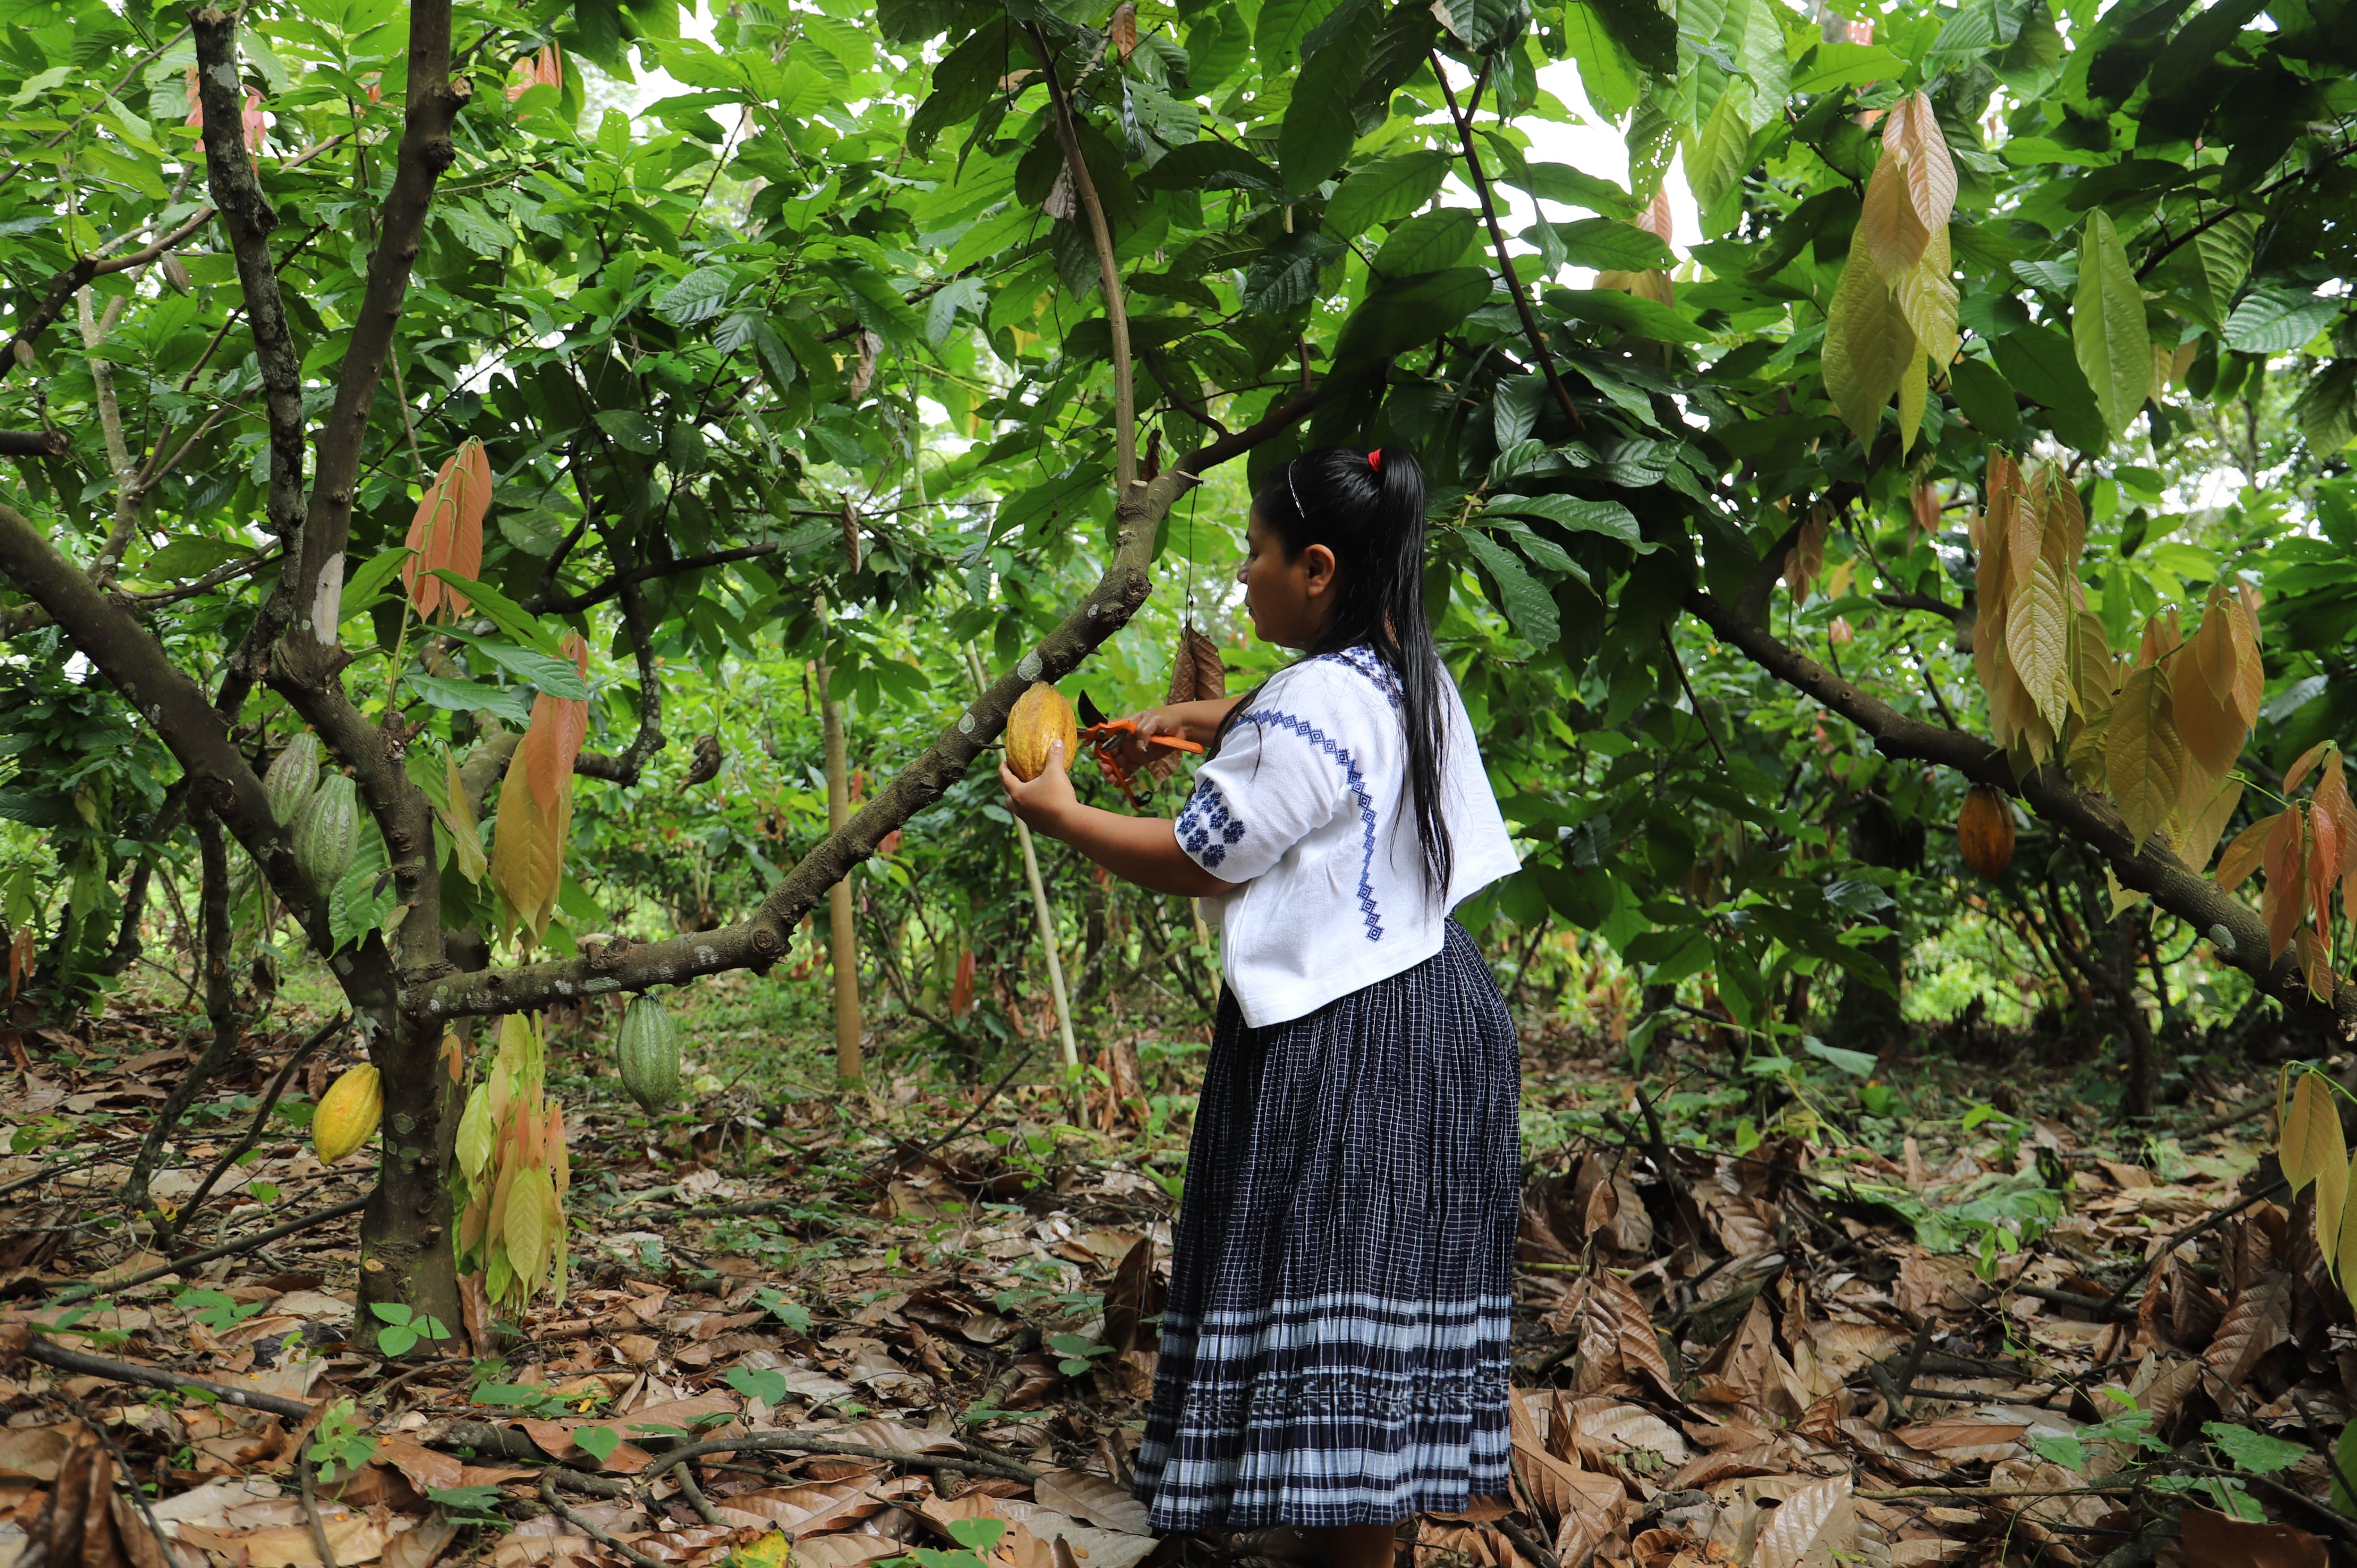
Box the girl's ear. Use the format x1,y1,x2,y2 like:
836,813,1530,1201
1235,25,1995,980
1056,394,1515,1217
1299,543,1339,595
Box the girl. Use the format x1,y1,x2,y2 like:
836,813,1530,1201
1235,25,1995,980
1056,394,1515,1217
998,446,1523,1568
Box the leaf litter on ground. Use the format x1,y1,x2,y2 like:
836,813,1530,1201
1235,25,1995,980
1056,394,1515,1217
0,1000,2348,1568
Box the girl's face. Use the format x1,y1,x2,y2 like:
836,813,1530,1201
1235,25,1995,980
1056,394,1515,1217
1237,510,1337,650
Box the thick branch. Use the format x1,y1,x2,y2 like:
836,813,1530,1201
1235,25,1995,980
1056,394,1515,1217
0,431,66,457
290,0,470,646
191,8,306,549
412,388,1319,1020
1683,585,2356,1036
1433,55,1583,435
2,258,96,385
0,499,330,953
1028,25,1137,495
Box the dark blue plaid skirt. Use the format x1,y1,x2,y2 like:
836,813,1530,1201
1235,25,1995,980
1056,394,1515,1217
1133,921,1520,1531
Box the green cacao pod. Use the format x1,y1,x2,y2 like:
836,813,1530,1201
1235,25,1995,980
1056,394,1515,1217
292,773,360,889
263,732,323,825
615,994,682,1112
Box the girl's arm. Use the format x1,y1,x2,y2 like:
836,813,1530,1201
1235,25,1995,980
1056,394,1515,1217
1000,739,1238,898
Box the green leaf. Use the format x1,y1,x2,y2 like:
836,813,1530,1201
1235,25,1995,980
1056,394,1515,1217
1804,1037,1881,1077
1138,140,1288,199
908,15,1010,152
1325,150,1453,236
1464,531,1560,646
1551,287,1704,342
1277,27,1372,193
439,630,590,700
1258,0,1347,60
726,1366,789,1404
426,571,563,657
406,672,537,726
1432,0,1532,50
1334,267,1495,363
1482,493,1651,550
2202,1422,2309,1477
1993,324,2110,453
1578,0,1677,75
573,1425,623,1465
1240,232,1345,313
1550,216,1673,270
1371,210,1480,278
2224,288,2339,355
339,547,414,623
2072,211,2150,438
655,266,738,326
1948,353,2019,440
2334,1423,2357,1515
2192,210,2258,321
140,536,251,581
1791,41,1905,92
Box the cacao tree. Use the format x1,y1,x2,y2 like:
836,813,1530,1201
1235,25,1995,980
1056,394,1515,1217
10,0,2357,1333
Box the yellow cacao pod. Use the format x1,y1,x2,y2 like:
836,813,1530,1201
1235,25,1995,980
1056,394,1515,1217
314,1063,382,1165
1958,784,2016,880
1005,682,1077,782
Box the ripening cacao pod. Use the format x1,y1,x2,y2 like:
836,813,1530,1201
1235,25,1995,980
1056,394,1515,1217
615,994,682,1112
1959,784,2016,879
1005,682,1078,782
292,773,360,889
263,732,323,825
314,1063,382,1164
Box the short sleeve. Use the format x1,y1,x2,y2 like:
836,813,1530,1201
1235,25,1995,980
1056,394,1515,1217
1172,701,1347,884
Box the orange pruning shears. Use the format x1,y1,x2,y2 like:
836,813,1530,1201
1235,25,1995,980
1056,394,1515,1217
1077,691,1203,806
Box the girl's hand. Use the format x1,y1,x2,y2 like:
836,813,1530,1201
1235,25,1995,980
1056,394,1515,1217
1000,737,1078,834
1107,706,1190,772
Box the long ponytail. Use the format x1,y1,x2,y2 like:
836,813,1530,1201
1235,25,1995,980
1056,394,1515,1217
1231,445,1453,898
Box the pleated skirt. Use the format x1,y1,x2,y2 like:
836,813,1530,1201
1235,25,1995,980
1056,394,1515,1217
1132,921,1521,1532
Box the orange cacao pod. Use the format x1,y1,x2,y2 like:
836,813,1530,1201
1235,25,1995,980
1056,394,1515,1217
1959,784,2015,879
1005,682,1077,782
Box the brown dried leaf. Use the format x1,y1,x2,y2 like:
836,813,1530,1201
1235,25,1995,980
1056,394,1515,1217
1750,1472,1853,1568
2203,1275,2291,1388
1033,1471,1151,1535
2178,1506,2326,1568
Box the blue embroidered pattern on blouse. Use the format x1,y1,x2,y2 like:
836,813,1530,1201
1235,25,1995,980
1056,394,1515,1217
1241,706,1384,942
1176,777,1247,869
1316,645,1403,708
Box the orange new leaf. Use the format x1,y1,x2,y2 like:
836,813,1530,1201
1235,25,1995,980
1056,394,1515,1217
2216,811,2279,894
402,438,493,620
2264,808,2308,961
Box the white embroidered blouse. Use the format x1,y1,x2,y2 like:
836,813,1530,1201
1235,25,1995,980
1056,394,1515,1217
1172,645,1522,1028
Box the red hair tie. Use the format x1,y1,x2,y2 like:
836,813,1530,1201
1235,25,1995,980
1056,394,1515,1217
1367,448,1384,473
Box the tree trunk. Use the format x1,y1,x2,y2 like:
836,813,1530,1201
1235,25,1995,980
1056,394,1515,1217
820,669,863,1086
358,973,462,1341
2111,913,2158,1120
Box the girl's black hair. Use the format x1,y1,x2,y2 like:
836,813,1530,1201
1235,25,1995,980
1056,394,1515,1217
1221,444,1453,898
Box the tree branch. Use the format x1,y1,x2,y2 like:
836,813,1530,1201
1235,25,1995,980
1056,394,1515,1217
1028,24,1137,496
0,498,331,954
1682,584,2355,1035
411,388,1320,1021
1432,53,1584,435
191,8,307,552
288,0,470,646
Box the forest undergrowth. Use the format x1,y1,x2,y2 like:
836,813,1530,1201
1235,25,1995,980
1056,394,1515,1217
0,971,2337,1568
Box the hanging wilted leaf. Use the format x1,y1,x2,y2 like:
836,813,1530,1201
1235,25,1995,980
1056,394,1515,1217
2104,664,2185,846
1108,2,1139,58
1783,510,1828,604
1882,92,1956,240
2283,1070,2345,1202
1857,150,1930,282
2264,808,2309,961
402,438,493,620
2174,778,2244,875
2218,811,2281,893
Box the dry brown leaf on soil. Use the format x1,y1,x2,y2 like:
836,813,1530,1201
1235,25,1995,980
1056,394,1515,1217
2204,1273,2292,1389
1888,1419,2030,1464
1031,1471,1151,1535
1748,1472,1855,1568
2175,1506,2325,1568
176,1514,389,1568
379,1517,460,1568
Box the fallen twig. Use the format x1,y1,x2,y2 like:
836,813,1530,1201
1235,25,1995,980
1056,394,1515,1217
299,1456,341,1568
22,1336,317,1417
2100,1177,2287,1309
539,1472,666,1568
2005,1284,2135,1323
642,1431,1040,1485
42,1194,370,1307
1494,1515,1563,1568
